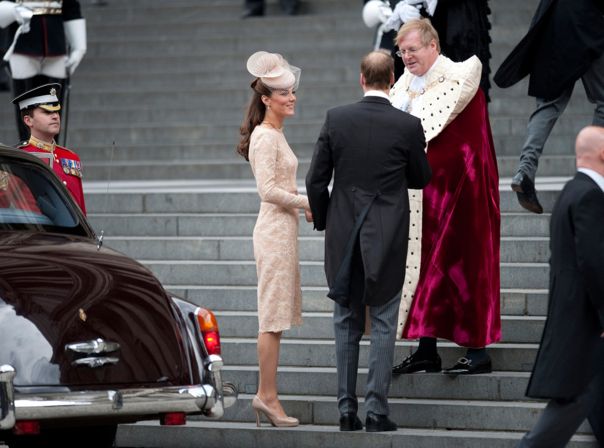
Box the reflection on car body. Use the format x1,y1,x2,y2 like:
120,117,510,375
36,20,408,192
0,147,236,448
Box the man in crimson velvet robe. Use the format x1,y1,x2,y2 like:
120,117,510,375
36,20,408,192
389,19,500,375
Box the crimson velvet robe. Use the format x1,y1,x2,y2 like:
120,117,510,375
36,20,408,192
402,90,501,347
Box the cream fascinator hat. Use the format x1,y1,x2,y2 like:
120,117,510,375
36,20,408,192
246,51,301,90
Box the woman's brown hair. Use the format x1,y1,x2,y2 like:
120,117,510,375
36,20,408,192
237,79,272,161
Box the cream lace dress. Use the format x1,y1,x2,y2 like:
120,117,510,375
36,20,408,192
249,124,309,333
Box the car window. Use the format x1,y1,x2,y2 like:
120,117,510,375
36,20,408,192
0,161,79,230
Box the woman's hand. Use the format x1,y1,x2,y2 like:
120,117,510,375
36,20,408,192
304,209,313,223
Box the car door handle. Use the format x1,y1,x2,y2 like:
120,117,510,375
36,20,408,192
71,356,120,368
65,338,120,355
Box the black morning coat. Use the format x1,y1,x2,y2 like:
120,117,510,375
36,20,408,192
305,96,431,307
526,172,604,400
494,0,604,100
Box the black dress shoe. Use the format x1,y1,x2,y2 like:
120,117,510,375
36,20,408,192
339,412,363,431
443,356,492,375
392,352,442,375
511,172,543,214
365,412,397,432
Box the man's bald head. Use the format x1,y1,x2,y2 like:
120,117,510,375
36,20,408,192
575,126,604,175
360,50,394,92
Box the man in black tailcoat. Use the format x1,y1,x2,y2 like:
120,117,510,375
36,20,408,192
494,0,604,214
306,50,431,432
517,126,604,447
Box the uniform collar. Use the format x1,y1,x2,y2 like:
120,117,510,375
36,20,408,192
28,135,56,152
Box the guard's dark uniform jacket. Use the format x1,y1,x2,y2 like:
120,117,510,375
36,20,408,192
10,0,82,57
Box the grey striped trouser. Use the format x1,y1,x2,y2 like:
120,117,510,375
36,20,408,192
333,291,401,416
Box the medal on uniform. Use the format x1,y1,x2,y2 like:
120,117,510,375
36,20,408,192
61,158,70,174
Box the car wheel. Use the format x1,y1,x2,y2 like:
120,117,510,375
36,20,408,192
5,424,117,448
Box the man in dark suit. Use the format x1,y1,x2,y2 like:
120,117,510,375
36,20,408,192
517,126,604,447
494,0,604,214
306,50,431,432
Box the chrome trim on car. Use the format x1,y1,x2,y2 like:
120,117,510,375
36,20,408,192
65,338,120,355
13,384,216,422
0,365,16,430
71,356,120,368
204,355,237,418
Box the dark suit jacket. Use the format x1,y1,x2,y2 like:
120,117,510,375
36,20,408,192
494,0,604,100
527,172,604,400
305,95,431,307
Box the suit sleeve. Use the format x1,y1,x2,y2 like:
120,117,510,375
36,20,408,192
305,115,333,231
405,119,431,189
252,132,309,211
573,188,604,330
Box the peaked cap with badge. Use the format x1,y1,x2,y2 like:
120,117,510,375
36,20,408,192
12,82,62,112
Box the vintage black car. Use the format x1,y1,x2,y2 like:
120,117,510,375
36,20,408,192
0,146,236,447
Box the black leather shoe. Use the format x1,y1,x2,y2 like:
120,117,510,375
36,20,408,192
339,412,363,431
511,172,543,214
365,412,397,432
392,352,442,375
443,356,492,375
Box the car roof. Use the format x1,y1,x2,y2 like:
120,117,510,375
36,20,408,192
0,144,50,167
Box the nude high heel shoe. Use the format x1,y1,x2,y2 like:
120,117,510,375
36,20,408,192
251,395,299,427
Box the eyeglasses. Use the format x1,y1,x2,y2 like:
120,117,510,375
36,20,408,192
396,46,425,57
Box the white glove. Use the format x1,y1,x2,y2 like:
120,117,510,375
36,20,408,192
404,0,426,6
383,2,421,32
0,1,32,28
64,18,87,76
401,0,438,17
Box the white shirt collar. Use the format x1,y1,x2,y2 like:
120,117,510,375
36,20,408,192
364,90,391,101
578,167,604,193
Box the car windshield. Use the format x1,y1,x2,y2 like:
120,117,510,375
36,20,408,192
0,159,84,234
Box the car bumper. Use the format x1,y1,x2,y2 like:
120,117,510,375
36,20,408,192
0,363,237,430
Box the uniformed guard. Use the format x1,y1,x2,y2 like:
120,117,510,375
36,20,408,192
12,82,86,214
0,0,86,141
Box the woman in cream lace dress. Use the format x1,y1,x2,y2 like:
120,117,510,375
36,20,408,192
237,51,311,427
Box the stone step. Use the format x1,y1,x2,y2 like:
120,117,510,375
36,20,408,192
84,20,537,51
213,312,545,343
0,119,591,153
220,394,594,434
116,421,598,448
78,36,534,64
140,260,549,289
166,286,548,317
220,338,539,371
103,235,549,263
225,365,533,400
80,156,576,181
83,188,564,215
83,2,361,25
88,211,550,238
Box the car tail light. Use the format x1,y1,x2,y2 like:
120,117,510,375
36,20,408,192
13,420,40,435
160,412,186,426
195,307,221,355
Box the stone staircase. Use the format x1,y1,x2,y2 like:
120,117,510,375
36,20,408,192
0,0,598,446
